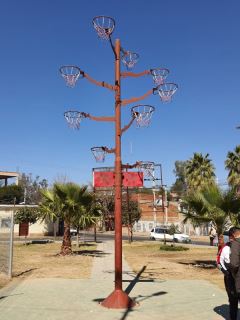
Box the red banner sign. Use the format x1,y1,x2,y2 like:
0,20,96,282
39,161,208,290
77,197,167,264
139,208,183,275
93,171,143,188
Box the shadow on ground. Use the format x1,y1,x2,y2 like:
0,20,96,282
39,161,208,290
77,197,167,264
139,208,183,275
179,260,216,269
75,243,101,247
119,291,168,320
72,250,110,257
0,293,23,301
93,265,167,320
14,268,38,277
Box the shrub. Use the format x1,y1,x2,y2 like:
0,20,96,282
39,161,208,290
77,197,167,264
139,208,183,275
159,244,189,251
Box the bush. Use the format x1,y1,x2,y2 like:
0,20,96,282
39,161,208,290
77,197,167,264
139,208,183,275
159,244,189,251
0,185,23,204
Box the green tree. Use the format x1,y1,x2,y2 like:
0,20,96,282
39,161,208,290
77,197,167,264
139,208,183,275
95,192,115,231
19,173,48,204
225,145,240,189
40,183,93,255
185,153,215,191
14,207,39,225
96,191,141,241
71,194,102,247
182,184,240,238
0,185,23,204
168,223,180,235
122,198,141,242
171,161,188,197
39,188,62,238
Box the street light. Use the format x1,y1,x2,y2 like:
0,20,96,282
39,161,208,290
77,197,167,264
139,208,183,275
59,15,178,309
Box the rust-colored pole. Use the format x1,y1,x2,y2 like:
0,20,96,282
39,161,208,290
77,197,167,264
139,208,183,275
101,39,135,309
114,38,122,291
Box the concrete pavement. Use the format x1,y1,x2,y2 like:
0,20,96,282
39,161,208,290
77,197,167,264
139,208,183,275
0,240,233,320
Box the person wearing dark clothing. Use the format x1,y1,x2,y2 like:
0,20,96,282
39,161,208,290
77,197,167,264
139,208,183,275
230,228,240,291
219,227,238,320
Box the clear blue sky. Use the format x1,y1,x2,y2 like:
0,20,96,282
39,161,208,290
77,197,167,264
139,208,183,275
1,0,240,188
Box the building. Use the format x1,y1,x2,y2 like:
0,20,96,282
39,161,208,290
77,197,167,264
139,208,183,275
0,171,19,186
0,204,56,236
131,192,209,236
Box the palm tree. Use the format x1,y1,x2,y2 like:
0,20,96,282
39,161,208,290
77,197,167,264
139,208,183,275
39,189,61,221
71,194,102,247
40,183,93,255
185,153,215,191
53,183,93,255
225,145,240,189
182,184,240,238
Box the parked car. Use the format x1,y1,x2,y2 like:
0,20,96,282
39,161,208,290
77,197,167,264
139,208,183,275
150,227,191,243
150,227,173,242
172,230,191,243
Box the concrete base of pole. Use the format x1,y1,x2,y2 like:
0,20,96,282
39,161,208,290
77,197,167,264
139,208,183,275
100,289,136,309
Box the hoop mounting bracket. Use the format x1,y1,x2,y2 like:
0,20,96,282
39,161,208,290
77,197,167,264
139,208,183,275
122,161,141,169
121,70,151,78
121,88,154,106
103,146,116,154
121,116,135,134
82,113,115,122
81,71,116,91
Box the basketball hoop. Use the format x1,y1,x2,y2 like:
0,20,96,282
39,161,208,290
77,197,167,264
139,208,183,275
92,16,115,40
131,105,155,127
138,161,155,179
157,83,178,103
64,111,85,129
91,147,107,163
121,51,139,70
60,66,83,88
151,68,169,86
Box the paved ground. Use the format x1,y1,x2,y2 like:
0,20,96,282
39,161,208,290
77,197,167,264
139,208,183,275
0,240,235,320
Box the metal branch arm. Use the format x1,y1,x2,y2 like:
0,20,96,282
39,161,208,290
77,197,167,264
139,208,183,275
82,113,115,122
122,161,141,169
121,116,135,134
121,70,151,78
103,146,116,154
82,72,116,91
121,89,154,106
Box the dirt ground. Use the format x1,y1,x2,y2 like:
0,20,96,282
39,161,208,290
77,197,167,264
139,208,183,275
1,240,225,292
0,242,97,289
123,241,225,290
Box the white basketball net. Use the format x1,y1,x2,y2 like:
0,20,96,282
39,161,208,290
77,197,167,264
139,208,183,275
121,52,139,70
158,83,178,103
93,16,115,40
60,66,81,88
151,68,169,86
91,147,106,163
132,105,155,128
64,111,83,130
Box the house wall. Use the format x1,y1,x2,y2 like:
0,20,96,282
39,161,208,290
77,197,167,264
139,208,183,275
0,205,55,236
131,192,209,235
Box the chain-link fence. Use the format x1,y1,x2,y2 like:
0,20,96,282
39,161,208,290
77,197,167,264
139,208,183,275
0,210,13,276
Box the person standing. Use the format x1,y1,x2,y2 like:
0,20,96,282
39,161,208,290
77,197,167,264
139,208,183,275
209,226,217,246
218,227,238,320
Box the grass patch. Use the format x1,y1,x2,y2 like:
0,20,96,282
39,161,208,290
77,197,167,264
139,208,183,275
11,242,97,282
123,241,223,289
159,244,189,251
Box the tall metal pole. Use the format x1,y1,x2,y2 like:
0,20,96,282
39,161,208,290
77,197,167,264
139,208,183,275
114,38,122,292
101,39,135,309
8,197,15,278
152,168,157,228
